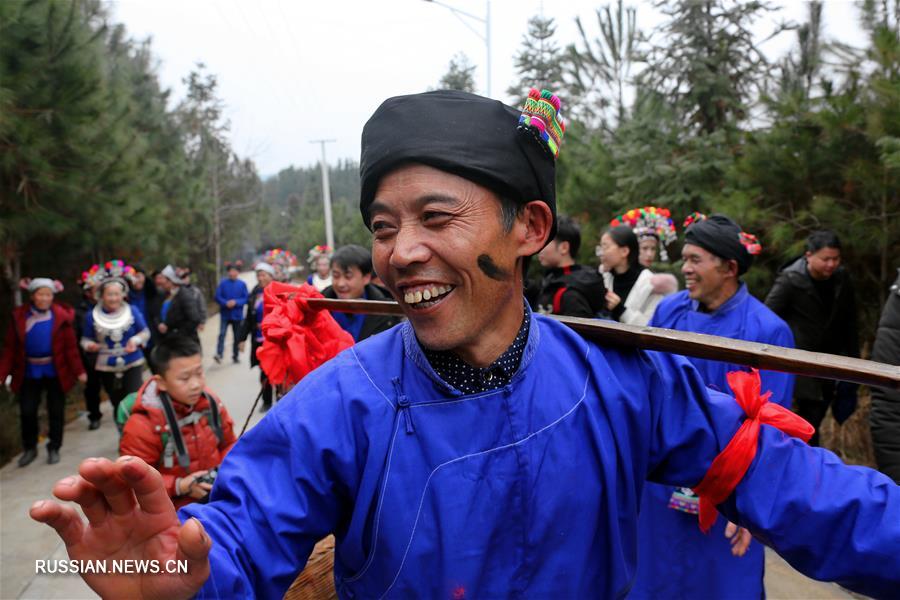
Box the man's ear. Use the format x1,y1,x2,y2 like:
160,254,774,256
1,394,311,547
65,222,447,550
558,240,570,258
153,374,166,393
726,259,740,279
362,272,372,286
517,201,554,258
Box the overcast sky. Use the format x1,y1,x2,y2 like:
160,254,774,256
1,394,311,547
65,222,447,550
108,0,867,177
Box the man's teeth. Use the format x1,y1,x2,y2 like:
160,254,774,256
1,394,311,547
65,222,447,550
404,285,452,305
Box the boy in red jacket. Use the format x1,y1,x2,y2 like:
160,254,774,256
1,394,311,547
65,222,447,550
0,278,86,466
118,335,236,507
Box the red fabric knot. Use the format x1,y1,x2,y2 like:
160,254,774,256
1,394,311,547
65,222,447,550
257,282,354,388
692,369,815,533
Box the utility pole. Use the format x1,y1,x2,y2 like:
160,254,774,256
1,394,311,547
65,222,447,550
213,161,221,280
310,139,336,250
423,0,492,97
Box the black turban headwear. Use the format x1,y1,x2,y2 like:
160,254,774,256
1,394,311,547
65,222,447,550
684,214,754,275
359,90,558,238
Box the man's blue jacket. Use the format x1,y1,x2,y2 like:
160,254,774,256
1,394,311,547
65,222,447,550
182,310,900,599
214,278,248,322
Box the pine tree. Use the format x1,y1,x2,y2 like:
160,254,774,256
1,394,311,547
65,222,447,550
507,15,564,108
564,0,640,129
639,0,786,135
435,53,477,93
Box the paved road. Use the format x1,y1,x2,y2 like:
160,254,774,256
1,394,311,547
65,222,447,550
0,272,859,598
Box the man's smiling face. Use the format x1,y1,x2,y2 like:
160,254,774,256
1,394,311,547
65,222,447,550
368,164,548,365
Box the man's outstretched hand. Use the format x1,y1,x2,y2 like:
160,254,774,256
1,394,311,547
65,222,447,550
30,456,211,600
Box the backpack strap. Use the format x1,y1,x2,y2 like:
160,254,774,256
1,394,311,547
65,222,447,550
202,390,224,443
159,392,191,470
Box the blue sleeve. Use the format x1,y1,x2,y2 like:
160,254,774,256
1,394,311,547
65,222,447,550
235,281,249,308
179,360,365,599
720,428,900,598
644,350,745,487
644,348,900,597
214,281,227,306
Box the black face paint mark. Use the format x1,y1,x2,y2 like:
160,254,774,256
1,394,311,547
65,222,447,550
478,254,509,281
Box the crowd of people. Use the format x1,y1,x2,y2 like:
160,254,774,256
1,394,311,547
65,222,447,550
10,89,900,598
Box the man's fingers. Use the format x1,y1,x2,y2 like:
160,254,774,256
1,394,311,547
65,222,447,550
117,456,176,516
176,518,211,588
79,457,137,516
52,476,110,526
724,521,737,539
30,500,85,547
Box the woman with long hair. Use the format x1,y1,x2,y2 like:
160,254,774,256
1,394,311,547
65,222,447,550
598,225,668,326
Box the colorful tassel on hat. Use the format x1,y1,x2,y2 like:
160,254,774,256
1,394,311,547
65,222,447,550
682,212,707,230
739,231,762,255
517,88,566,159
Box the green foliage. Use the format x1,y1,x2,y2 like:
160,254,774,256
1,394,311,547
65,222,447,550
435,53,477,93
256,160,369,268
507,15,564,107
565,0,640,128
0,0,259,309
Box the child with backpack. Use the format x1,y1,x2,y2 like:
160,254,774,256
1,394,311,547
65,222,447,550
117,335,236,507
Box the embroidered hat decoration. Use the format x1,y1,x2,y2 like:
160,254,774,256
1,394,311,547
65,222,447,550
517,88,566,159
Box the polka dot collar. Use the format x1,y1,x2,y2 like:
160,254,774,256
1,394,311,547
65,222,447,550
423,308,531,395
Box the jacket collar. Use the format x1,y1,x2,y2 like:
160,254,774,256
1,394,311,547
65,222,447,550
401,298,540,395
690,282,749,315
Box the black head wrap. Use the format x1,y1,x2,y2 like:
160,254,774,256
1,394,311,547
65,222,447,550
684,214,753,275
359,90,558,237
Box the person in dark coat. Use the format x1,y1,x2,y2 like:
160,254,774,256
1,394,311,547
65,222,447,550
0,278,86,466
128,266,159,371
158,265,205,345
74,278,102,429
322,245,400,342
871,268,900,483
765,230,860,445
239,262,275,412
534,215,606,318
144,270,167,372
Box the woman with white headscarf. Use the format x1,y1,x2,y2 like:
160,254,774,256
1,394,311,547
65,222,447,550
0,278,86,466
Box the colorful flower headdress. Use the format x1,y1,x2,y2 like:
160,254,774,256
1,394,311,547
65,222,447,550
610,206,678,262
81,260,135,290
265,248,298,268
517,89,566,159
307,244,333,265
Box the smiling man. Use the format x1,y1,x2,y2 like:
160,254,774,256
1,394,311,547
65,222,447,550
322,244,399,342
635,214,796,600
29,91,900,600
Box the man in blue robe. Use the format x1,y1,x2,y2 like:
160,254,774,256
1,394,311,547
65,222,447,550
632,214,796,599
30,91,900,600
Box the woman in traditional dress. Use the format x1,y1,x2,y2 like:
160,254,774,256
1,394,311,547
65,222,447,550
0,278,85,465
80,261,150,427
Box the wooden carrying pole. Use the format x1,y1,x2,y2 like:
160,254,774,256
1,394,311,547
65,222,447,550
304,297,900,390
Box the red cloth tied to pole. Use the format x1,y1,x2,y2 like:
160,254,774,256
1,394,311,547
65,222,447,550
256,282,354,388
692,369,815,533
